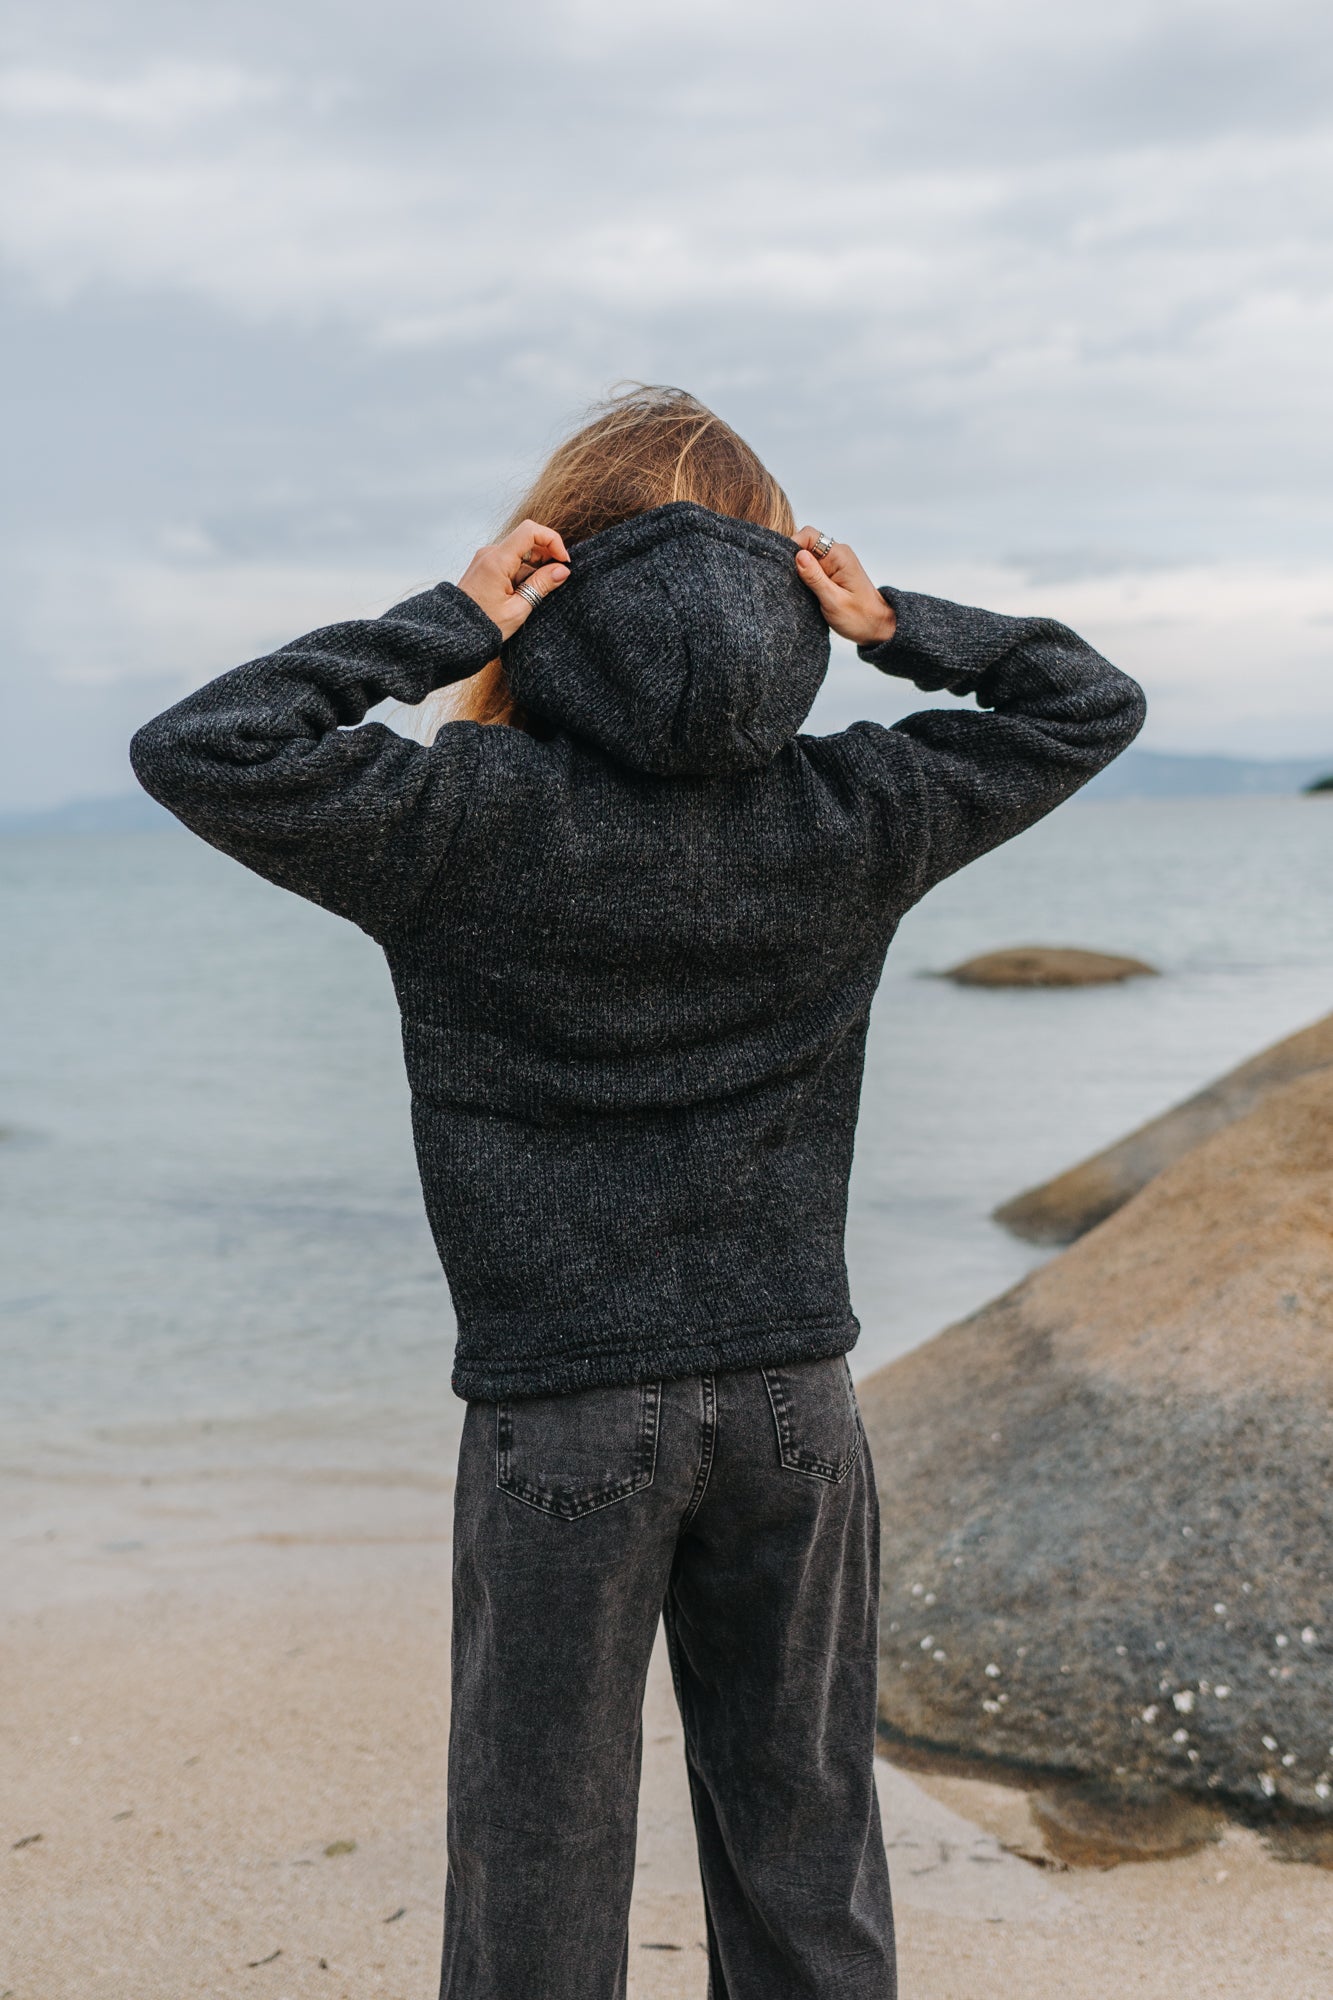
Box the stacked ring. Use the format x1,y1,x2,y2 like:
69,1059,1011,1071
812,530,834,559
516,580,544,611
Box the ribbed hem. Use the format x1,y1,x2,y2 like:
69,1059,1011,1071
451,1311,860,1403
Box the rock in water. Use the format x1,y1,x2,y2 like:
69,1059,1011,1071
1029,1782,1225,1867
861,1067,1333,1820
939,946,1158,987
995,1010,1333,1244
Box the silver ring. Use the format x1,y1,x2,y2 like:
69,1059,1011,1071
516,579,544,611
812,530,834,559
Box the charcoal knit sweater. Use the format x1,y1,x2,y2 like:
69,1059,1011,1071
131,502,1145,1400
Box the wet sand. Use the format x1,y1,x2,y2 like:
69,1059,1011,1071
3,1463,1332,1999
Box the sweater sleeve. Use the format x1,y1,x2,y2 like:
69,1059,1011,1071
848,586,1146,898
129,583,503,938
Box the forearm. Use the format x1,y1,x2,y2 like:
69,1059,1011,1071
130,583,499,808
861,585,1145,763
127,583,500,933
857,586,1146,887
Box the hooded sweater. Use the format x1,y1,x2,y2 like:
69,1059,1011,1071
130,502,1145,1400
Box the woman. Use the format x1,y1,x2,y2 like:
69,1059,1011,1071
131,386,1145,1999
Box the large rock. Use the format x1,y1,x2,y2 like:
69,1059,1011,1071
940,946,1157,987
861,1067,1333,1821
996,1010,1333,1244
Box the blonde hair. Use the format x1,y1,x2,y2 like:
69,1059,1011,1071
433,386,795,734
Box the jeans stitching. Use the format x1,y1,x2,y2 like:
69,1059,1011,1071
761,1364,863,1484
681,1372,717,1526
495,1382,661,1519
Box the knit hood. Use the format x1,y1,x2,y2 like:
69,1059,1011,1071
501,502,831,778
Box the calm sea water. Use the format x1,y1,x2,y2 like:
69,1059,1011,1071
2,799,1329,1483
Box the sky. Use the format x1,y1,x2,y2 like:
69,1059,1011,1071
3,0,1332,808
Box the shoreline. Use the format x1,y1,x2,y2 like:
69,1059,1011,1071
5,1458,1332,1997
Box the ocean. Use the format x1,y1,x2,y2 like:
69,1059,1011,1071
2,798,1329,1488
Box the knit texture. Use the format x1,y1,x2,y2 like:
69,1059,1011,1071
131,502,1146,1399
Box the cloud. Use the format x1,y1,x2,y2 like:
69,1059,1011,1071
0,60,282,127
1,45,1327,526
1,0,1331,802
808,555,1333,753
15,549,426,692
2,55,1329,558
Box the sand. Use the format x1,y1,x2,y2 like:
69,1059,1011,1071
4,1458,1332,2000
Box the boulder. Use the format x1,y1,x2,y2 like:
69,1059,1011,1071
995,1010,1333,1244
939,947,1157,988
861,1066,1333,1823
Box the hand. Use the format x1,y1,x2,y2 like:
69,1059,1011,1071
793,527,896,647
457,520,571,641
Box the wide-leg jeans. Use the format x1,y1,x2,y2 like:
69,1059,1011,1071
440,1355,896,1999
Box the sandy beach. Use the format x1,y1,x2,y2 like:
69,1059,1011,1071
5,1452,1331,2000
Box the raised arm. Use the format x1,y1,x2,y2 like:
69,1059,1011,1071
793,529,1146,897
129,522,570,938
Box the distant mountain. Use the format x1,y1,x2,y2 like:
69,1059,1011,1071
4,751,1333,832
1082,749,1333,799
0,791,174,834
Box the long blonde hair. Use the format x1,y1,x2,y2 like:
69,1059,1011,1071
434,386,795,734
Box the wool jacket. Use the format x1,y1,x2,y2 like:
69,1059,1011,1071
131,502,1146,1400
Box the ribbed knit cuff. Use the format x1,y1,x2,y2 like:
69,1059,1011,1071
857,586,1030,697
379,581,504,697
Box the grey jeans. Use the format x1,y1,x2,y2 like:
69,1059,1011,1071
440,1356,896,1999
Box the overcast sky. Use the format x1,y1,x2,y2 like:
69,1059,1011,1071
3,0,1331,806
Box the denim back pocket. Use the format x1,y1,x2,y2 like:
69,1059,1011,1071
496,1381,662,1520
762,1356,863,1484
